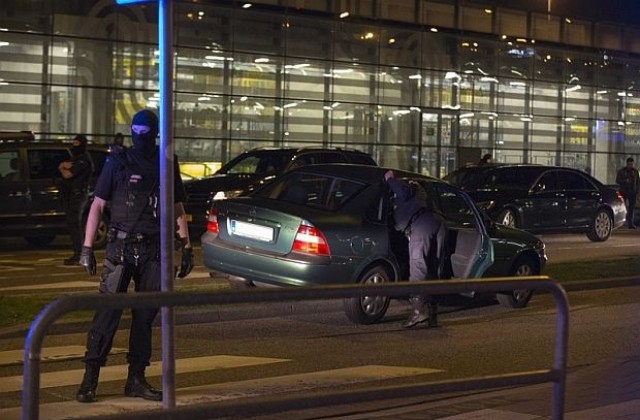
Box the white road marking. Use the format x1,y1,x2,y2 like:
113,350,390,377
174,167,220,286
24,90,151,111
0,355,290,393
0,346,126,366
437,408,539,419
0,364,442,420
0,281,97,291
181,364,443,398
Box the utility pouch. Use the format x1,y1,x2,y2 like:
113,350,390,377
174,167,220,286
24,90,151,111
100,259,126,294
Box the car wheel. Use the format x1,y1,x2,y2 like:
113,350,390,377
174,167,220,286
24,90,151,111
586,209,612,242
497,209,517,228
343,265,391,325
496,255,538,309
24,235,55,247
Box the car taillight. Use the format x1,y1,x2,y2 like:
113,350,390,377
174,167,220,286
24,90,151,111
616,191,625,203
206,207,219,234
292,221,330,256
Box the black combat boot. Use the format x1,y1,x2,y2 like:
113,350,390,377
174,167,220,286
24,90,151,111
124,366,162,401
76,364,100,403
402,296,429,328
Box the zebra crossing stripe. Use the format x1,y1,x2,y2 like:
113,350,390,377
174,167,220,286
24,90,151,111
0,355,290,393
0,281,97,292
0,364,443,420
0,346,127,366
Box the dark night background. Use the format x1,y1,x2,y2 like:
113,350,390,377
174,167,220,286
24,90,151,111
486,0,640,25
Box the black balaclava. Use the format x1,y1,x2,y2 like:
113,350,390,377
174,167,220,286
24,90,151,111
71,134,87,156
131,109,159,155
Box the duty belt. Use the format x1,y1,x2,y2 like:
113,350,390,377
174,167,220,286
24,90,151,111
403,207,427,238
108,229,157,244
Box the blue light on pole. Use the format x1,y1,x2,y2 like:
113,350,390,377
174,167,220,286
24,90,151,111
115,0,152,4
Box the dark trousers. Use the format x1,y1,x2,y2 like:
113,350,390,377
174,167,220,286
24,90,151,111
62,191,87,256
623,191,637,227
83,238,160,368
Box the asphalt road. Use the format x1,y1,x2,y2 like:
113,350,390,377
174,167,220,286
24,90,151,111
1,229,639,418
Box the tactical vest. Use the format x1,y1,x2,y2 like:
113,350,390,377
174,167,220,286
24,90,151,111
109,149,160,234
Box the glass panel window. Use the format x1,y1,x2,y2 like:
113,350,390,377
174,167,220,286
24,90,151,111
234,10,285,56
459,6,492,34
284,59,326,102
420,1,455,28
533,81,562,117
379,0,415,23
497,77,529,115
496,114,526,154
625,27,640,54
531,13,560,42
333,22,379,64
282,99,325,145
28,149,69,180
530,115,560,151
0,151,20,181
286,15,333,60
379,28,421,67
564,118,590,149
564,19,592,47
331,62,376,104
328,101,375,148
595,23,622,50
496,8,527,38
232,53,279,97
231,96,279,142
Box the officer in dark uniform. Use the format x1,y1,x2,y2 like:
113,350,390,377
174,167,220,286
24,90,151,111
385,170,447,328
76,110,194,403
57,134,93,265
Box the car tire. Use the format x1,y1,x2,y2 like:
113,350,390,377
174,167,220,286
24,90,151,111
497,208,517,228
343,265,391,325
496,255,538,309
586,209,613,242
24,235,55,247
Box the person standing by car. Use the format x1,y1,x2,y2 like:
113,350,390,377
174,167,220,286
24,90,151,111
616,157,639,228
111,132,126,152
384,170,447,328
75,109,195,403
478,153,493,166
57,134,93,265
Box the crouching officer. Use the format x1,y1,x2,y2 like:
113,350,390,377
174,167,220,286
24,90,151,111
76,109,194,403
385,170,447,328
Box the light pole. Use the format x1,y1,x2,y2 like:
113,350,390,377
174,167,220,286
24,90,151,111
116,0,176,409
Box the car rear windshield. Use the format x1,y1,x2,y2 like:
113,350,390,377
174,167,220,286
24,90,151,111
254,171,366,211
220,151,293,175
447,167,542,190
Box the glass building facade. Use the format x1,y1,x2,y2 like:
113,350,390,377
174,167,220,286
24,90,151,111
2,0,640,183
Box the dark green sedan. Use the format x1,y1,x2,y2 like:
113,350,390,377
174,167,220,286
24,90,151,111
201,164,547,325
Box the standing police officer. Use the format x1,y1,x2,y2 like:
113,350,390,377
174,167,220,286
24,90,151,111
58,134,93,265
385,170,447,328
76,109,194,403
616,157,639,228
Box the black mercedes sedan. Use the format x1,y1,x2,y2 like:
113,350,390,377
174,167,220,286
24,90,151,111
444,164,627,242
201,164,547,325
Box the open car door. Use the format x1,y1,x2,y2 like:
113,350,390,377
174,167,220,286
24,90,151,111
423,181,494,279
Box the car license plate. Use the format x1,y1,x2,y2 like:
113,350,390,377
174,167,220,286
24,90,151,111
229,219,273,242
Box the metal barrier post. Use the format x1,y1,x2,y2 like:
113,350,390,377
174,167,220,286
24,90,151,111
22,276,568,420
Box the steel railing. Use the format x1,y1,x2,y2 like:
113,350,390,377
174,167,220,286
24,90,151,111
23,276,568,420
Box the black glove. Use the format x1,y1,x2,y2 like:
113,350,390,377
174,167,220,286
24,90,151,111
177,246,194,278
79,246,97,275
